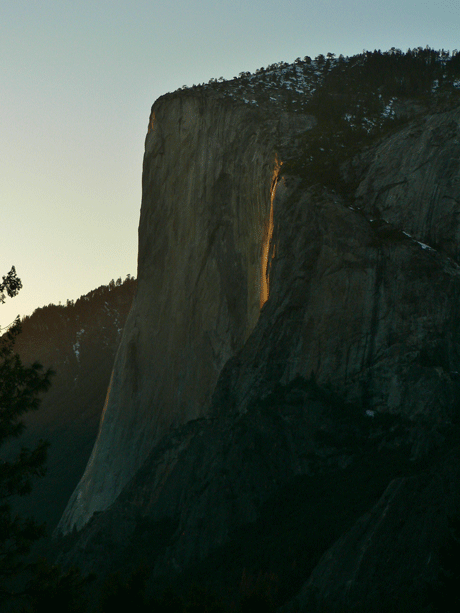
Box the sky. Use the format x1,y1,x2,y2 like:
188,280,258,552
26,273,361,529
2,0,459,327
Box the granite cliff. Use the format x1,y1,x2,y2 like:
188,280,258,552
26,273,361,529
57,50,460,611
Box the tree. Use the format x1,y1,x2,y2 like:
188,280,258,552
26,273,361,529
24,558,90,613
0,267,54,603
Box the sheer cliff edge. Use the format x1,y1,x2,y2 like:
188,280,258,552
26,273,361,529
56,89,298,534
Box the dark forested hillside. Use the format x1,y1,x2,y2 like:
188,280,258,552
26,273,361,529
3,275,136,532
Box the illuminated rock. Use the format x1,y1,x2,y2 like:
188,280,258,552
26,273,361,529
57,92,299,533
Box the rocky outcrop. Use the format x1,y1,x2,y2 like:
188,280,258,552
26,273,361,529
57,93,312,534
213,164,460,423
354,111,460,263
56,54,460,611
287,447,460,612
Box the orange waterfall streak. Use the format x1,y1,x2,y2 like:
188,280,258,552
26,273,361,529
260,160,281,308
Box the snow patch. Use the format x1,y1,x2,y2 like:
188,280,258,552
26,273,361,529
73,328,85,363
417,241,434,251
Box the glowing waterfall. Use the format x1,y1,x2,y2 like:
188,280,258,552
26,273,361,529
260,160,281,308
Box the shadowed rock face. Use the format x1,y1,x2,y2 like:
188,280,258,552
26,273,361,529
286,451,460,613
216,166,460,422
355,112,460,263
57,93,290,534
57,76,460,611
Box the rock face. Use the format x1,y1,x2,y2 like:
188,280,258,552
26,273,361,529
216,166,460,422
288,454,460,612
57,92,294,533
57,53,460,611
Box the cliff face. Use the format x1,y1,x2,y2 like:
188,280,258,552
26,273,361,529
58,93,297,533
57,52,460,611
288,454,460,613
219,106,460,423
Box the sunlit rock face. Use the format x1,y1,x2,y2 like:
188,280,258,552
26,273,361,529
57,92,291,533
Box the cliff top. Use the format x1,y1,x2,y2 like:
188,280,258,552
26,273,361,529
156,47,460,117
150,48,460,195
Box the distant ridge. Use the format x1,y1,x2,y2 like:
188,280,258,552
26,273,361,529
4,275,136,531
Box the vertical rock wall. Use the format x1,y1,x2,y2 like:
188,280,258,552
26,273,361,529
57,93,280,533
212,106,460,421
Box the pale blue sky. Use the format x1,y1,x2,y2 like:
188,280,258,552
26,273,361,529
1,0,459,326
